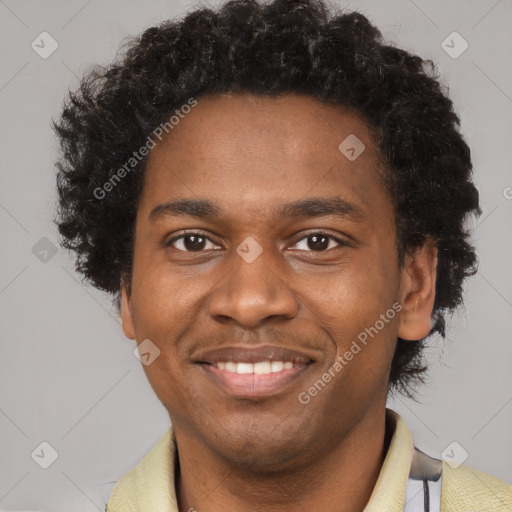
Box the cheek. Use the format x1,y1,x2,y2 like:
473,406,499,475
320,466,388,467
140,359,196,426
302,248,400,382
131,262,201,334
308,252,397,332
131,270,197,404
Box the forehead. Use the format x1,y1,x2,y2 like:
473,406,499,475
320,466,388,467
139,93,390,225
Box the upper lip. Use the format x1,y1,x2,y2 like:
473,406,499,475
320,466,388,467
194,345,315,365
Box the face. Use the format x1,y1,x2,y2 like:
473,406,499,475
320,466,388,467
121,93,436,467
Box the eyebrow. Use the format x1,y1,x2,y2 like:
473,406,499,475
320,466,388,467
149,197,364,223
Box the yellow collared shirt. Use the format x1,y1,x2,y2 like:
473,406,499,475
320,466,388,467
105,409,512,511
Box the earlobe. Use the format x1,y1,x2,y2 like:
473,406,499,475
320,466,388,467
120,281,136,340
397,242,438,341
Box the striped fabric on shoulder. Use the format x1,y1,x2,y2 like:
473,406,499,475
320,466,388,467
404,447,443,512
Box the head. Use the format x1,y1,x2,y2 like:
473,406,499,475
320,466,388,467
55,0,480,466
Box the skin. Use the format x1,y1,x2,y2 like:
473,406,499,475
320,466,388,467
120,93,437,512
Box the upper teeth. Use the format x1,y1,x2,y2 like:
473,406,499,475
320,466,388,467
215,361,295,374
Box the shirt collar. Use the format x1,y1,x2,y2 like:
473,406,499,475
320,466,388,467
363,409,414,511
107,408,415,511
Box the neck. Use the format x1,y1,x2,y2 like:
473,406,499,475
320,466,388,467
174,407,391,512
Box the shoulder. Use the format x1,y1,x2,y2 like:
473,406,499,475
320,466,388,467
106,426,177,511
441,461,512,511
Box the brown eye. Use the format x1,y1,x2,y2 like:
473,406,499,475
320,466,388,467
290,232,348,252
306,234,330,251
166,233,220,252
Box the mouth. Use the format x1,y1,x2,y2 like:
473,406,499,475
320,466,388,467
194,345,316,399
198,361,314,398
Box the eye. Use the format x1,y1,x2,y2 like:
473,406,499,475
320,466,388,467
165,230,350,253
289,232,348,252
166,231,221,252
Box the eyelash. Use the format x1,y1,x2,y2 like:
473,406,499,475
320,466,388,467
165,230,350,253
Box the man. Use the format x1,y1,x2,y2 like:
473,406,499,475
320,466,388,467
54,0,511,510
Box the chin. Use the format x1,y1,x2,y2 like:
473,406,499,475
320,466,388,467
208,428,309,471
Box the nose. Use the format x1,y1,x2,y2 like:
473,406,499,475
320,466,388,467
207,244,298,328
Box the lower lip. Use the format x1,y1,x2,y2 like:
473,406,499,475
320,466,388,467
199,363,313,398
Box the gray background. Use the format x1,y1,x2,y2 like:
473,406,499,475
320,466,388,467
0,0,511,510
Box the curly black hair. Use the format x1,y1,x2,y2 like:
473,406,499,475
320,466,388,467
54,0,481,396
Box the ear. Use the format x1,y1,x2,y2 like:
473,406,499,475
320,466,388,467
397,241,438,341
120,279,136,340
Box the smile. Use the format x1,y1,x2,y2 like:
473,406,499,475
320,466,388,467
212,360,304,373
199,360,313,398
